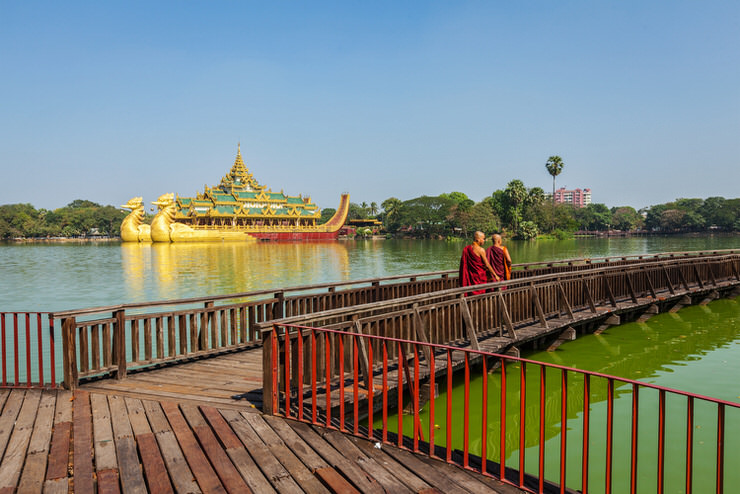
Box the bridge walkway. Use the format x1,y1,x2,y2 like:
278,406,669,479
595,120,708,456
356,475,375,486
0,388,524,494
77,274,739,417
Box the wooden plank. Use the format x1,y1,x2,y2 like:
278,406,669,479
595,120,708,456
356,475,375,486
240,412,330,493
0,390,42,491
72,390,95,494
219,409,304,494
261,414,329,471
136,433,174,494
161,401,226,494
378,443,494,494
0,389,25,456
108,395,148,493
97,468,121,494
90,393,117,471
340,430,432,493
314,467,361,494
201,407,276,494
42,478,69,494
142,400,202,494
45,421,71,481
321,429,414,494
17,390,57,494
180,404,251,494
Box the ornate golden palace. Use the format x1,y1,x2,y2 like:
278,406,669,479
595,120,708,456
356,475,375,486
121,146,349,242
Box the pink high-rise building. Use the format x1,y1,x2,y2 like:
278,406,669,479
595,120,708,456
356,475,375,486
552,187,591,208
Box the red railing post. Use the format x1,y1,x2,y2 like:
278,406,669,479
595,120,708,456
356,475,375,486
716,404,725,494
1,313,6,386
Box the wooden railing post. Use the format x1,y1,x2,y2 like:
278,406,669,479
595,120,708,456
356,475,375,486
274,291,285,319
113,309,127,380
262,324,276,414
61,316,79,390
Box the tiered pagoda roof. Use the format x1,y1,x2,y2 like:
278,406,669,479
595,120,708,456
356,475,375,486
174,145,320,221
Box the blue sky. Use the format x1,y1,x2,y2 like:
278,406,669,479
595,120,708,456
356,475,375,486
1,1,738,212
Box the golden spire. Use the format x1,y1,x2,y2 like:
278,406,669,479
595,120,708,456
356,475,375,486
234,142,244,167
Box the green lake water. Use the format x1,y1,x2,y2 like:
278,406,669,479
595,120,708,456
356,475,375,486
1,235,739,491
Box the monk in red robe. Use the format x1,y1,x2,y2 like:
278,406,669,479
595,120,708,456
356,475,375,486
459,231,498,295
486,234,512,281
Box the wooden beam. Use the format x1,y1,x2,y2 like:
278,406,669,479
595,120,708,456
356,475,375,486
497,294,516,339
581,279,597,313
693,264,705,289
643,268,657,299
603,275,618,307
458,296,480,350
625,274,638,303
677,267,692,292
530,285,549,329
412,305,433,368
662,266,676,295
351,317,372,391
557,282,575,320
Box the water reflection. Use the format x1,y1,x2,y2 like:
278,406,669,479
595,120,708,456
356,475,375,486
122,241,350,301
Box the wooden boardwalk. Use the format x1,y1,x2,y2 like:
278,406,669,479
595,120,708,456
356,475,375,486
0,388,525,494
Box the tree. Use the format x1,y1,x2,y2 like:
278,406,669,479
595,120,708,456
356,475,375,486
545,156,565,203
504,180,527,232
369,202,378,217
320,208,336,224
611,206,643,231
381,197,403,232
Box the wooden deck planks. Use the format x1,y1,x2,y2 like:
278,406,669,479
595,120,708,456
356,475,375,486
0,388,528,494
0,389,41,491
17,390,58,494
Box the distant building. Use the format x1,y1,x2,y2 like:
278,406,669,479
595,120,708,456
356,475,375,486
552,187,591,208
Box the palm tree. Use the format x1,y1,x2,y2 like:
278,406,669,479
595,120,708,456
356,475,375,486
545,156,565,203
369,202,378,217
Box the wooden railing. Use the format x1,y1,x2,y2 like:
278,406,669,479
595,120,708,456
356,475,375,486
46,250,739,389
265,323,740,493
260,254,740,412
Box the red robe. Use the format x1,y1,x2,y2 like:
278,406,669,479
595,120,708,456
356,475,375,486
486,245,511,280
459,245,488,295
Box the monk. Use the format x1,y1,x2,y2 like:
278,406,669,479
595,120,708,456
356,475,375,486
486,234,512,281
459,231,498,295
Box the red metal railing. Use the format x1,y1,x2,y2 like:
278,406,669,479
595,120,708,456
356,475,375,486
0,312,59,388
265,323,739,494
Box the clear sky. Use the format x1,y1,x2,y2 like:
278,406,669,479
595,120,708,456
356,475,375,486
1,1,738,212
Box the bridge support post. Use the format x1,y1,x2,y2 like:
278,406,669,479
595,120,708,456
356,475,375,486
547,326,576,352
594,314,620,335
637,304,660,323
669,295,692,313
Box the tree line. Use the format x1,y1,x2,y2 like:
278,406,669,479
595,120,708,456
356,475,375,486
0,200,127,239
323,184,740,239
3,191,740,241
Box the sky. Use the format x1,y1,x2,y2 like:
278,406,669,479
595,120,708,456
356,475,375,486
1,1,739,212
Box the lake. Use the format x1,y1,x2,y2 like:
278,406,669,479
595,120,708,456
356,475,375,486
1,235,739,492
1,235,738,312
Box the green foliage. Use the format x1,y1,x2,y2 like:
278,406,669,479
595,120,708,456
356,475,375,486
0,201,126,239
320,208,336,224
516,220,539,240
